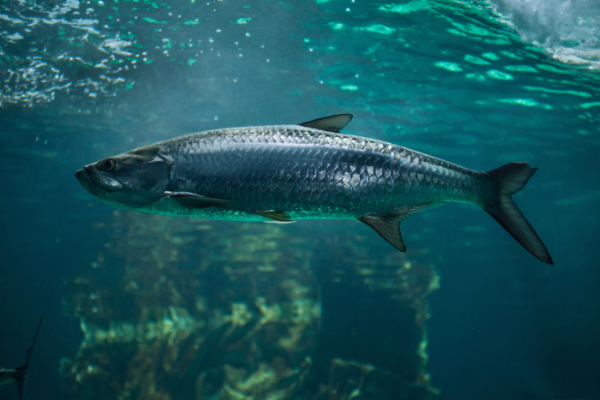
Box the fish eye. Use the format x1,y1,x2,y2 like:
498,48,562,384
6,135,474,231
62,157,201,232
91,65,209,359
101,158,117,172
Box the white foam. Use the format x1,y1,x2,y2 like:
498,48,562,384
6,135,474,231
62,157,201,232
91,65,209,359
486,0,600,69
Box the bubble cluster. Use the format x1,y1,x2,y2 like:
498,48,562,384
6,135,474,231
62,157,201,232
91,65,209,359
0,0,271,107
0,0,131,106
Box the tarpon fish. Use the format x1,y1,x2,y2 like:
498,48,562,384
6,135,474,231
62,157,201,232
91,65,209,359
0,315,43,400
75,114,553,264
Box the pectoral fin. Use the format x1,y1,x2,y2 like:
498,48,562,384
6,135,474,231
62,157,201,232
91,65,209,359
165,191,229,209
359,214,407,252
256,210,293,221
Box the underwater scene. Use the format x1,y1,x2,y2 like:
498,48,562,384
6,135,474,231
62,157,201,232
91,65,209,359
1,0,599,399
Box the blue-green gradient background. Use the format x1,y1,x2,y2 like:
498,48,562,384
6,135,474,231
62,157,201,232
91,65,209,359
1,0,599,399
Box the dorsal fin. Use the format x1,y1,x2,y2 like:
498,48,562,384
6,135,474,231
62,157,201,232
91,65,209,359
298,114,353,133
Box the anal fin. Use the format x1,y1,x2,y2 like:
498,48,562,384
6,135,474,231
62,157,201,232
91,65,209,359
359,205,436,252
359,214,407,252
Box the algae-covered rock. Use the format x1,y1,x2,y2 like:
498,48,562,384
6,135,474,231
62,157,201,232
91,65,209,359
314,359,439,400
62,213,319,400
62,213,439,399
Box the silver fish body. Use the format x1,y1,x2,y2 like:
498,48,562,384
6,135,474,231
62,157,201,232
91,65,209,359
75,114,553,264
149,125,492,220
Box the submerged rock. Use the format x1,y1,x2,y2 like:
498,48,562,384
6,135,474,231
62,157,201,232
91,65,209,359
61,213,439,399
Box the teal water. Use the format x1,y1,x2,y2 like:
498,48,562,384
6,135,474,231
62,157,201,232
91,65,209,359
1,0,599,399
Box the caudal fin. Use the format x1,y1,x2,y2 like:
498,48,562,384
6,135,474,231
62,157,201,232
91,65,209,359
14,315,44,400
484,163,553,265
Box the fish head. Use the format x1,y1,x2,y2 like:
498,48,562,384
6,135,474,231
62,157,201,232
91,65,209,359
75,144,170,209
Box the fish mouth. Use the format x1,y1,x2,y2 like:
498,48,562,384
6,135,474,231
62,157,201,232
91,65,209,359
75,168,95,193
75,166,122,193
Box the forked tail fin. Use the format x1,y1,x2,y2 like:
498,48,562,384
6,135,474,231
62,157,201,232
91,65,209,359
484,163,553,265
14,315,44,400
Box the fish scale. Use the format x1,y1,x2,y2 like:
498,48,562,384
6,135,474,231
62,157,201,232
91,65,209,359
155,125,489,220
76,114,553,263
